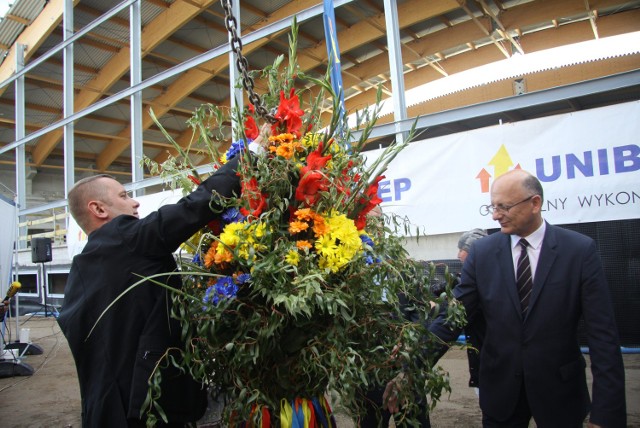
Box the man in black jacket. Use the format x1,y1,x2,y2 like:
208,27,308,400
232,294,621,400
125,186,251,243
58,158,241,427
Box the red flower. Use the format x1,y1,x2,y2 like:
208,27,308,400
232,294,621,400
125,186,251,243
294,142,333,207
295,171,329,206
272,88,304,137
240,177,268,217
354,175,385,230
244,105,259,140
187,175,201,185
304,142,332,171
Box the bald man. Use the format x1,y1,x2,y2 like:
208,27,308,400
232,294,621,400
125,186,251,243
58,158,241,427
388,169,626,428
429,169,626,427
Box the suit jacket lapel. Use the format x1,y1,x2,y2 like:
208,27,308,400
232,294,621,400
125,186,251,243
526,222,558,321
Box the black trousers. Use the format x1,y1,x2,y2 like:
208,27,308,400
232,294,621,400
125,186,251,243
481,382,582,428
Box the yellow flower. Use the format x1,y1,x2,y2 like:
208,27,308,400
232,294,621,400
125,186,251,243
314,212,362,273
300,133,321,149
285,250,300,266
218,222,245,252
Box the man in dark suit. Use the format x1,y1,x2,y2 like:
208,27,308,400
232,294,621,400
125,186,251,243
58,157,241,427
387,169,626,427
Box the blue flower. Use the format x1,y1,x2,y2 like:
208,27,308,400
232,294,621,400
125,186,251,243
192,253,202,266
203,276,240,309
236,273,251,284
360,234,375,248
225,139,248,160
360,234,380,264
222,207,245,223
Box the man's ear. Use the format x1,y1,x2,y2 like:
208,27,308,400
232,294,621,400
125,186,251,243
87,200,109,220
531,194,543,214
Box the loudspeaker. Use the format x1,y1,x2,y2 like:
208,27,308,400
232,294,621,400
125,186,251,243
31,238,52,263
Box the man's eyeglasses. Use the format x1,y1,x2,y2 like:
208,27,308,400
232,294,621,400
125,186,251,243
482,195,536,215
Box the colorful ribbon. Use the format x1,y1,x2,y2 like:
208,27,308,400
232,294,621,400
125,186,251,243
278,396,335,428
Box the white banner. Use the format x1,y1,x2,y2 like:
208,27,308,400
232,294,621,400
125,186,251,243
370,101,640,235
0,194,17,296
67,101,640,255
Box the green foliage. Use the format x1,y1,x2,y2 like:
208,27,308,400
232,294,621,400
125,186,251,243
144,21,467,427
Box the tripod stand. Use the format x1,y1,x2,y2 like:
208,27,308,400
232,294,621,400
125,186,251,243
0,305,35,378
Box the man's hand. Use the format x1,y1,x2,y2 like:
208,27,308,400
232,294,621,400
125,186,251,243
251,123,271,151
0,299,9,318
587,423,602,428
382,372,405,413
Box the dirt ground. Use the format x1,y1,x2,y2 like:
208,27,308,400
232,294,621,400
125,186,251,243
1,317,638,428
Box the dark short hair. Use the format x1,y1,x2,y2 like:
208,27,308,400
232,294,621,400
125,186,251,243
68,174,115,232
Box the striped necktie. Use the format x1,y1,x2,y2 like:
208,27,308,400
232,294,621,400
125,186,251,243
516,238,533,315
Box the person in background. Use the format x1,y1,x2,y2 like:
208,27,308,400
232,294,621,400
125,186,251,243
387,169,626,427
360,205,432,427
58,156,242,427
456,228,487,396
0,299,9,320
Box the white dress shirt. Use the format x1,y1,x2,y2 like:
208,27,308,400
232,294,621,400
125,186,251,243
510,220,546,282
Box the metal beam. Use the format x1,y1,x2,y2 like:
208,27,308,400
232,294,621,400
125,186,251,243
130,0,144,193
352,69,640,141
15,44,27,248
63,0,75,197
383,0,408,143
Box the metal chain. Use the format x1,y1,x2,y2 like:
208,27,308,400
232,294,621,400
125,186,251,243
220,0,277,124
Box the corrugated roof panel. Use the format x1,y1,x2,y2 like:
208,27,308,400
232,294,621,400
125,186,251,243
0,0,48,66
10,0,47,21
0,18,25,47
73,41,119,71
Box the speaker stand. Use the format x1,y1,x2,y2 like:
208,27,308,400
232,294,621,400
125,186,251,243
0,349,34,378
4,341,44,355
0,361,34,377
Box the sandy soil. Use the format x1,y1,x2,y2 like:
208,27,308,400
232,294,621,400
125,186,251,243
1,318,638,427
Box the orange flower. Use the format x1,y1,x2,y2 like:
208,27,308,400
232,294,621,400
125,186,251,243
269,133,296,145
204,244,218,268
294,208,314,221
312,216,329,237
215,249,233,265
289,220,309,234
276,143,296,159
296,240,312,250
